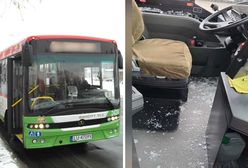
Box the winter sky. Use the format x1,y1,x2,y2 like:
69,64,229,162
0,0,125,54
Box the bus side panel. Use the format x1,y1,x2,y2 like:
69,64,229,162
0,59,8,121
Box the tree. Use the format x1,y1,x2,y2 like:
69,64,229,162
0,0,42,20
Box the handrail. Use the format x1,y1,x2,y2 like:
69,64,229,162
11,85,39,108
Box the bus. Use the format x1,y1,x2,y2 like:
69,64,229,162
0,35,121,149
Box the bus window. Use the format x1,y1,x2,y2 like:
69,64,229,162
12,57,23,129
28,53,119,114
92,67,100,86
84,67,93,85
102,62,115,97
0,60,7,97
83,67,101,87
39,64,44,72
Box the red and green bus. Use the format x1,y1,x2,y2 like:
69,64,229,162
0,35,120,149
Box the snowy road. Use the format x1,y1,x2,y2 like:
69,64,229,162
0,131,26,168
133,78,218,168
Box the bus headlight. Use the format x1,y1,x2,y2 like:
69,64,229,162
32,139,37,144
40,139,45,144
34,124,39,129
39,124,44,129
45,124,50,129
28,123,50,129
107,115,119,122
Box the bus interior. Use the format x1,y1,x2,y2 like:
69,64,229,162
132,0,248,167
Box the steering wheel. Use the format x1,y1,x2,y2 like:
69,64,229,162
199,6,248,32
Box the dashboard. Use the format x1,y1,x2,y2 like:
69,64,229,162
140,7,203,21
140,4,248,39
136,0,211,19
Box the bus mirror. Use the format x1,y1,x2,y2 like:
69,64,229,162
22,44,32,66
118,50,123,69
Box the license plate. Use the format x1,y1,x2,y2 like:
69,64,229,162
70,134,92,142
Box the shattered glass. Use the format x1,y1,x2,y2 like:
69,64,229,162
133,77,218,168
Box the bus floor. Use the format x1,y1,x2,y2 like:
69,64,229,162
133,77,218,168
0,115,123,168
133,77,248,168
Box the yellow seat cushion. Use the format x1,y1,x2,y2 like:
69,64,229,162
133,38,192,79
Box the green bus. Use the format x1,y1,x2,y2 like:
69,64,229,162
0,35,120,149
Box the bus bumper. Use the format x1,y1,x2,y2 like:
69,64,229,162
22,120,120,149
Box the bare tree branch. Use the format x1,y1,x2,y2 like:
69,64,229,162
0,0,42,20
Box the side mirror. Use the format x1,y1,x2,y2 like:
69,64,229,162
118,50,123,69
22,44,33,66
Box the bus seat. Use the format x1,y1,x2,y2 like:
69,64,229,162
132,0,192,79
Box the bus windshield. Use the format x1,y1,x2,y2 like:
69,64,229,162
28,53,119,116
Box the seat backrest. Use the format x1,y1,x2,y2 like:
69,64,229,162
132,0,144,44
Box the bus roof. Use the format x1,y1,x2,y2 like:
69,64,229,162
0,35,116,60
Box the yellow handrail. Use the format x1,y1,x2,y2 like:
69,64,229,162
31,96,54,108
11,85,39,108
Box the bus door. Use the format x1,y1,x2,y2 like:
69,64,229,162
8,57,23,133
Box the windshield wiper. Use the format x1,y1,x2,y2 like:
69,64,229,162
66,97,116,109
104,96,115,109
39,102,67,116
38,97,117,116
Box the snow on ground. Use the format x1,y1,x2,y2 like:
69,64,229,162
0,134,26,168
133,77,218,168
